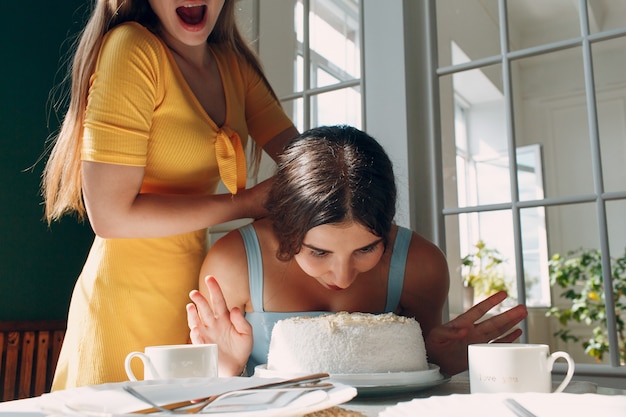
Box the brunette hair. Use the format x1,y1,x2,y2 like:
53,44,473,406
42,0,275,223
266,125,397,261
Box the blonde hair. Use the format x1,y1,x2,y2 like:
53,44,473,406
42,0,276,223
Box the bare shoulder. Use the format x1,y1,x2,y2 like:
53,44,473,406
398,228,450,332
199,224,252,310
406,231,449,279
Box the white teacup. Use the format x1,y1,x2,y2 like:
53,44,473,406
125,344,218,381
468,343,575,393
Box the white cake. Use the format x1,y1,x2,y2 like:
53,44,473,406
266,312,428,374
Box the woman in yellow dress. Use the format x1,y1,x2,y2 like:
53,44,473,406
42,0,298,389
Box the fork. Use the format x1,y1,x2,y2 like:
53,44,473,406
124,382,333,414
189,385,332,414
127,373,330,414
123,386,173,414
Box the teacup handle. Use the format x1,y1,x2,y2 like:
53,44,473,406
547,350,575,393
124,351,161,381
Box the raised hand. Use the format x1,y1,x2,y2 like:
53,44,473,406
186,275,253,376
425,291,528,376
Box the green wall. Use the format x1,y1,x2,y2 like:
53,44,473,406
1,2,94,320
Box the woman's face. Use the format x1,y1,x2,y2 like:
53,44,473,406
294,222,385,290
148,0,225,47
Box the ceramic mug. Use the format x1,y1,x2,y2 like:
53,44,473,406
125,344,218,381
468,343,575,393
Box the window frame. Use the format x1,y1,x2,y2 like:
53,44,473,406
429,0,625,374
253,0,626,379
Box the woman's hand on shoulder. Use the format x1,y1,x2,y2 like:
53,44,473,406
425,291,528,375
187,276,253,376
235,177,274,220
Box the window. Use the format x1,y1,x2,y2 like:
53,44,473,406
259,0,362,132
255,0,626,380
435,0,626,373
211,0,362,242
450,41,550,308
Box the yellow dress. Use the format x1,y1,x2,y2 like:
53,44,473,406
52,22,293,389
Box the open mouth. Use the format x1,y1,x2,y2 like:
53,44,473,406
176,4,207,26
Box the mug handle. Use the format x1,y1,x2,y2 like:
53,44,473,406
547,351,575,393
124,351,161,381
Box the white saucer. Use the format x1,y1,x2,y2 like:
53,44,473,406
254,364,449,397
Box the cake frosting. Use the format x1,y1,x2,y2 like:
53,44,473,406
266,312,428,374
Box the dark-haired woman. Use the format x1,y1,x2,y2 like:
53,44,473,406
187,126,527,377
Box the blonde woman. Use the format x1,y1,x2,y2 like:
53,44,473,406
43,0,297,389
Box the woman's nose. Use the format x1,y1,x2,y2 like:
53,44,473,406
331,260,356,288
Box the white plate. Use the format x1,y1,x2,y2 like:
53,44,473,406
255,364,450,397
36,377,357,417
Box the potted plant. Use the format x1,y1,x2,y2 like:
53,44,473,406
461,240,511,307
546,248,626,364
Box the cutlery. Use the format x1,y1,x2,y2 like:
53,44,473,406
196,384,332,414
504,398,538,417
128,372,330,414
124,385,175,414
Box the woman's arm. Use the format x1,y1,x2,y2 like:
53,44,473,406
187,228,254,376
82,124,297,238
263,126,299,161
82,162,272,238
398,232,528,375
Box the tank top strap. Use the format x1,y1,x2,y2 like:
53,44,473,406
385,226,412,312
238,223,265,312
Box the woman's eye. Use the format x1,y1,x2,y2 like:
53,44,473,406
358,243,380,254
310,249,328,257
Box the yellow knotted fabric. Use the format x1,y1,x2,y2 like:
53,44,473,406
214,128,247,194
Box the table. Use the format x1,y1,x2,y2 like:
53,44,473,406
0,373,623,416
342,373,625,417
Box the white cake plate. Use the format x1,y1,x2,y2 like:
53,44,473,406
254,363,450,397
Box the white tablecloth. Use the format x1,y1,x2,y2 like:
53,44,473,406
0,374,623,417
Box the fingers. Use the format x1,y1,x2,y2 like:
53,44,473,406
450,290,528,345
426,322,469,346
205,275,229,319
492,328,523,343
187,278,230,342
189,288,213,323
475,304,528,343
464,291,508,322
186,301,200,329
186,302,207,344
447,291,509,329
230,307,253,337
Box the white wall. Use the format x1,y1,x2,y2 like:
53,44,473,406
362,0,412,229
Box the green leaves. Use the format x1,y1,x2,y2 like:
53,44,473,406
546,248,626,364
461,240,511,300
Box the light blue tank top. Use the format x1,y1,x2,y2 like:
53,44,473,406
240,224,412,372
